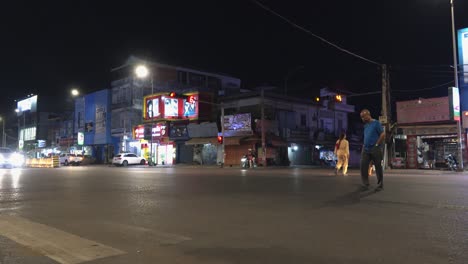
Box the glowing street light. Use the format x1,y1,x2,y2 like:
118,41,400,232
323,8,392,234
71,88,80,97
135,65,149,78
135,64,155,165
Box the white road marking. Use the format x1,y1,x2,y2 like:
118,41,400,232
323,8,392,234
0,215,125,264
103,222,192,245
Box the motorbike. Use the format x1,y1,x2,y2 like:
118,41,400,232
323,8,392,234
445,153,458,171
241,155,249,168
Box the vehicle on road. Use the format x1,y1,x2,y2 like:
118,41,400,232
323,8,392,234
445,153,458,171
0,147,25,168
112,153,146,167
59,153,83,166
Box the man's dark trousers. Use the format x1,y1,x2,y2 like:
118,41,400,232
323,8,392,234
360,146,383,187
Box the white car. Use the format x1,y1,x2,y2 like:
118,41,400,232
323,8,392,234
59,153,82,166
0,147,25,168
112,153,146,167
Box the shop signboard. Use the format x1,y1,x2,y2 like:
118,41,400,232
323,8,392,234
396,97,450,124
170,124,189,139
223,113,253,137
77,132,84,146
152,122,168,139
449,87,460,121
133,125,145,140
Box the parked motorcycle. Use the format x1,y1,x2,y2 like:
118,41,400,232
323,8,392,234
445,153,458,171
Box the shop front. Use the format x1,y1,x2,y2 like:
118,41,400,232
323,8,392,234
398,124,460,169
396,95,463,169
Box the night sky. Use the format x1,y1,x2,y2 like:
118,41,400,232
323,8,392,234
1,0,468,116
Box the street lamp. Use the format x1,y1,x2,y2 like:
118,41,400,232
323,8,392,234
70,88,80,151
0,116,5,148
135,64,155,165
71,89,80,97
450,0,464,170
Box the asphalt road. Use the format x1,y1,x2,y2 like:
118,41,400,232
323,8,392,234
0,165,467,264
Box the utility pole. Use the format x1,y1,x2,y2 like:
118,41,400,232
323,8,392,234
451,0,464,170
381,64,391,169
221,102,225,167
261,88,267,167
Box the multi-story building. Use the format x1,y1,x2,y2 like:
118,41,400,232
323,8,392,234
217,87,356,166
74,89,114,163
110,56,241,164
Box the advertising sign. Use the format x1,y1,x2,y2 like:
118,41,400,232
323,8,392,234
223,113,253,137
95,106,106,134
152,123,167,139
396,97,450,124
133,125,145,140
183,94,198,119
17,95,38,113
449,87,461,121
458,28,468,85
164,97,179,117
144,95,161,120
143,92,202,122
77,132,84,146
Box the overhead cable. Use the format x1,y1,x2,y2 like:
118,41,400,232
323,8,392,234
251,0,381,66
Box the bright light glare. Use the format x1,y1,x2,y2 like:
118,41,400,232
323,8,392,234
135,65,149,78
71,89,79,97
293,146,299,151
15,109,19,113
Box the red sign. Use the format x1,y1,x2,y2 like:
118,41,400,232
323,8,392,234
133,125,145,140
143,92,201,122
396,97,450,124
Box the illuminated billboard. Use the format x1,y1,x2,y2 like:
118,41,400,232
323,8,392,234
164,97,179,117
133,125,145,140
183,93,199,119
77,132,84,145
143,92,203,121
17,95,38,113
458,28,468,112
449,87,460,121
144,95,162,120
223,113,253,137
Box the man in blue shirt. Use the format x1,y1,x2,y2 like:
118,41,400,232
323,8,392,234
360,109,385,191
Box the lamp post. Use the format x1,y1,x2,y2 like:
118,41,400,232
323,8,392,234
135,64,155,165
450,0,464,169
70,89,80,151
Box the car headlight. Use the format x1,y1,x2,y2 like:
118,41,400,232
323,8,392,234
11,153,24,166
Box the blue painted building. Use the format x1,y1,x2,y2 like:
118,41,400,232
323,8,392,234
75,89,116,163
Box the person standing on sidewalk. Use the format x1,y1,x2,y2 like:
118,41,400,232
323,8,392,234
334,132,349,176
360,109,385,191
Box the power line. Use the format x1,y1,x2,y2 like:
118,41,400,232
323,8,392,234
392,80,454,93
251,0,381,66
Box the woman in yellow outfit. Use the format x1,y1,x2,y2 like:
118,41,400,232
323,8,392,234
334,132,349,176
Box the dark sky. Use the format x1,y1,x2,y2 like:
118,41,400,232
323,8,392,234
1,0,468,116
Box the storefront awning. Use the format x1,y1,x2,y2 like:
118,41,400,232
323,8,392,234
185,137,218,145
224,136,246,146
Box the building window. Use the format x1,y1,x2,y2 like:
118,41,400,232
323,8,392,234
188,73,205,87
300,114,306,127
